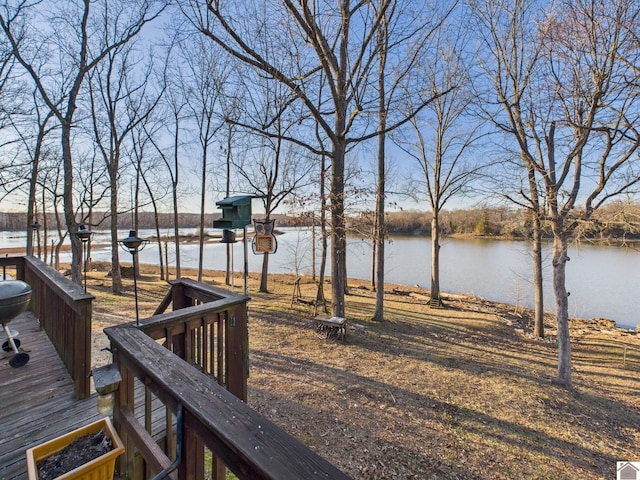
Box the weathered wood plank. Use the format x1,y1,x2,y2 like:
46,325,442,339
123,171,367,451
119,408,176,478
0,311,104,480
106,324,352,480
140,296,249,337
15,256,95,399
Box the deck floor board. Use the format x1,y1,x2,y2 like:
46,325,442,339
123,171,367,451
0,311,104,480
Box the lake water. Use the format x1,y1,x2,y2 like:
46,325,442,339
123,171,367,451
4,227,638,329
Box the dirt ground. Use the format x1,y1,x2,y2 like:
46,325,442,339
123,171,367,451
85,262,640,480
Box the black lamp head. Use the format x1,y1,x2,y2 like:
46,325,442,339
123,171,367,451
120,230,144,253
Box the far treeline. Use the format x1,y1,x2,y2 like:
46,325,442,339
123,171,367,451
2,204,639,240
361,205,640,240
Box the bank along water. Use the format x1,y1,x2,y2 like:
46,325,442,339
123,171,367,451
5,227,638,330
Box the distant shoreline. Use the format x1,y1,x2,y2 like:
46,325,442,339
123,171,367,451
4,227,640,248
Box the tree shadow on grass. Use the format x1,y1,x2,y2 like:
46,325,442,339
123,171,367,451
249,381,487,479
336,297,640,396
251,302,640,479
250,349,628,479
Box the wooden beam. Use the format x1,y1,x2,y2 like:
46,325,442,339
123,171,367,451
106,325,351,480
119,409,177,479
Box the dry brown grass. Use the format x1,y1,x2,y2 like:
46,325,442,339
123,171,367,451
84,262,640,480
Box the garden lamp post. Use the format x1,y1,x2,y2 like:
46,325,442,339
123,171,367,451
119,230,147,325
76,224,93,291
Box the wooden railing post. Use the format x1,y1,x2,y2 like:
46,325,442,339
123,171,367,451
171,279,192,309
169,279,192,360
179,426,204,480
226,304,248,401
114,362,137,477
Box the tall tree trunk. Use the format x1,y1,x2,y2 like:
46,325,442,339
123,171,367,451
86,185,93,272
26,201,35,257
372,155,386,320
26,120,46,257
110,167,122,294
154,217,164,281
172,111,182,279
34,205,42,258
331,137,346,317
527,164,544,337
372,4,388,322
140,163,165,281
172,188,181,279
370,233,376,289
62,126,81,284
198,144,208,282
316,154,328,311
311,216,317,281
532,213,544,337
430,214,442,306
259,253,269,292
551,222,571,387
258,194,274,294
52,197,61,269
40,189,46,261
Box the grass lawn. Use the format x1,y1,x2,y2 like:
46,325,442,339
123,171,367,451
87,263,639,480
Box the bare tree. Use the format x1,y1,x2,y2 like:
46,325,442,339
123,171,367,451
145,47,191,280
177,34,229,281
179,0,450,317
368,0,461,320
230,64,315,292
395,20,485,308
88,39,162,293
38,152,64,267
4,88,56,256
371,2,390,320
130,107,172,280
0,0,167,284
74,147,109,271
473,0,640,387
471,0,549,338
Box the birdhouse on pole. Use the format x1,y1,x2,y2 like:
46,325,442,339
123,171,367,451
213,195,253,229
252,219,278,254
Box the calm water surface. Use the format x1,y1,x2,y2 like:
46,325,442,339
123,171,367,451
4,228,638,329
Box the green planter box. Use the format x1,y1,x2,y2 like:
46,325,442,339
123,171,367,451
25,417,125,480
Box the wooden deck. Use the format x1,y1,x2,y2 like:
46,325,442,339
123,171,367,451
0,273,349,480
0,311,103,480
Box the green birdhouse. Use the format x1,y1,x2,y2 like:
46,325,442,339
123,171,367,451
213,195,253,229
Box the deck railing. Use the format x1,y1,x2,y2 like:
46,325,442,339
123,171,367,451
0,255,94,399
105,279,351,480
144,278,249,401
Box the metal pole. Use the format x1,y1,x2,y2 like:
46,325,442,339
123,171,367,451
132,252,140,325
83,241,87,291
243,225,248,296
